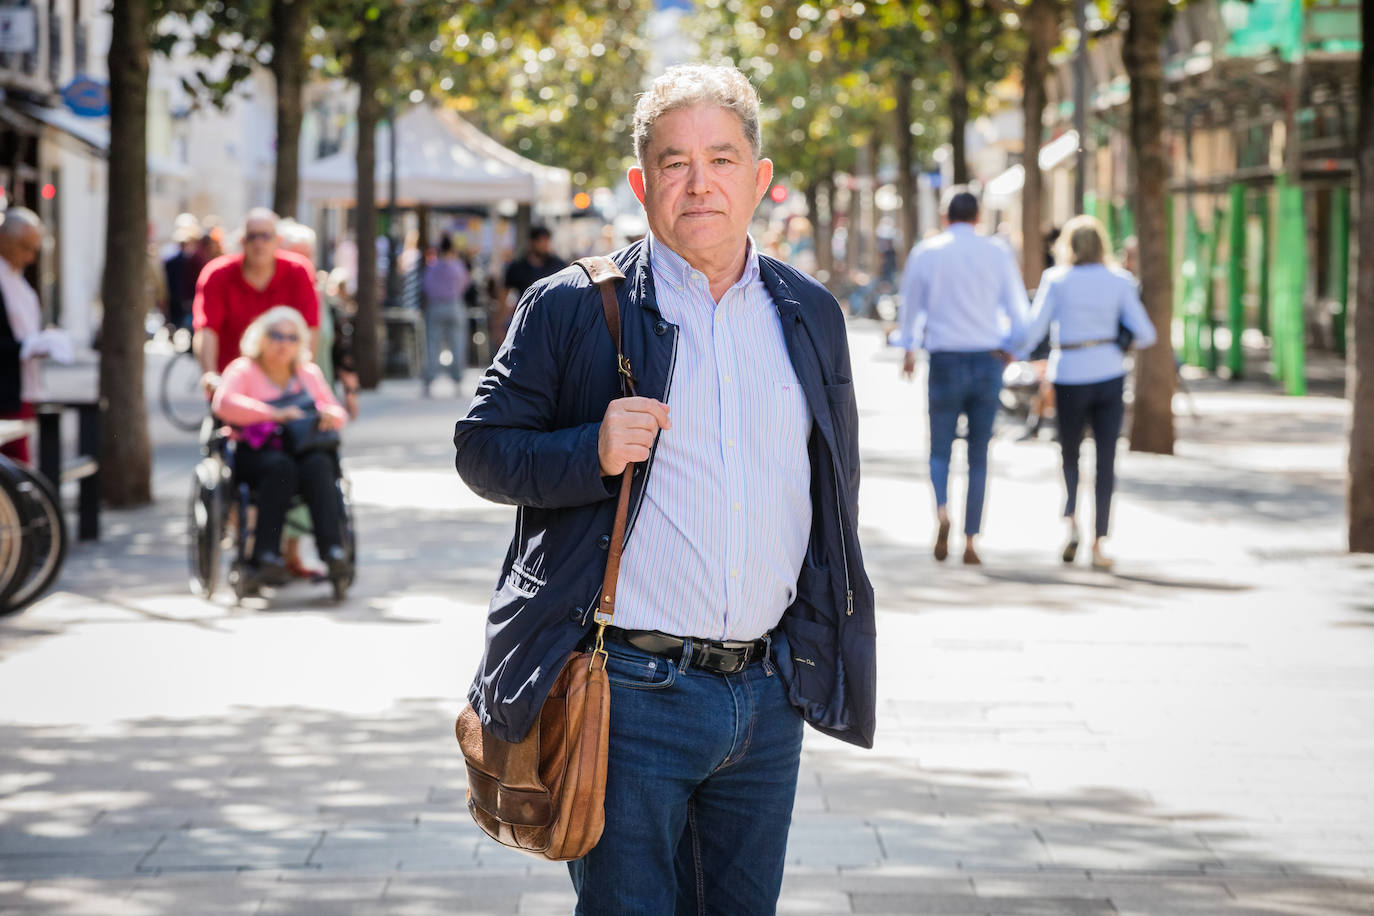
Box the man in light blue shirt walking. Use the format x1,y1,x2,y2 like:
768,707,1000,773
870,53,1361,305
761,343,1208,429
899,191,1029,564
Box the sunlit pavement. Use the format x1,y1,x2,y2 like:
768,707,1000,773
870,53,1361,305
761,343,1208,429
1,324,1371,914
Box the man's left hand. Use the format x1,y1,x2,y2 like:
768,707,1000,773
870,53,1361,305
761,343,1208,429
900,350,917,381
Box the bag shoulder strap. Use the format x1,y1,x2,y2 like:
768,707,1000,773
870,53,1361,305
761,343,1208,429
572,256,634,634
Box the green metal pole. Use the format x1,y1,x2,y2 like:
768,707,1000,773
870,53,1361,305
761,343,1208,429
1257,188,1271,339
1201,209,1221,373
1227,183,1247,377
1181,207,1203,366
1274,176,1307,396
1329,186,1350,357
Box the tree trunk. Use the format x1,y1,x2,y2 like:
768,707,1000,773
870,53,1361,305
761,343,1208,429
1123,0,1176,455
949,56,970,187
1020,0,1058,288
893,73,918,256
270,0,310,219
1350,3,1374,551
98,0,152,507
352,53,383,389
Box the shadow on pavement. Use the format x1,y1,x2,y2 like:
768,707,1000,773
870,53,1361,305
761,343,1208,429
0,707,1369,913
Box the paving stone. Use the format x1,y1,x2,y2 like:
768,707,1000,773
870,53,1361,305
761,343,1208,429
850,892,1114,914
138,828,322,872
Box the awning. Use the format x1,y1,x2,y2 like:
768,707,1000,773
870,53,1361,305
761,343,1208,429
301,105,571,213
18,101,107,156
982,130,1082,205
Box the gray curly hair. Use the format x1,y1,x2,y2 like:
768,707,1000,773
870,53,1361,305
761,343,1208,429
633,65,762,165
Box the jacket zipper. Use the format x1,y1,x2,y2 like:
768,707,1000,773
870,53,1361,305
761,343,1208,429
832,456,854,617
582,321,680,627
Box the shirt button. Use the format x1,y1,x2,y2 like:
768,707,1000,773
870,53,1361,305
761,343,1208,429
730,569,740,578
732,502,741,511
726,438,736,447
723,374,732,383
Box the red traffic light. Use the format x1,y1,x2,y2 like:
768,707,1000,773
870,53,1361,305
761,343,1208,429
769,185,788,204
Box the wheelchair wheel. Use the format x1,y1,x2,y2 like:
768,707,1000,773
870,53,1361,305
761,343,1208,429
330,476,356,602
228,561,256,604
0,462,36,614
0,459,68,614
188,458,227,598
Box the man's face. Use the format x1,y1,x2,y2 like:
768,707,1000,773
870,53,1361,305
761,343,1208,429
531,235,551,257
0,226,42,271
242,218,279,268
628,105,772,269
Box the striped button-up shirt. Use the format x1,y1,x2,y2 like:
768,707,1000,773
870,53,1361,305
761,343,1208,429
613,235,813,641
897,223,1029,353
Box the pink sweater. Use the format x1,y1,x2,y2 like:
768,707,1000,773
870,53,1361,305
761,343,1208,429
212,357,349,434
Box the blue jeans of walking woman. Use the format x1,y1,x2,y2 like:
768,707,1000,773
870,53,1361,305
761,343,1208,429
1053,374,1125,538
568,640,803,914
927,351,1003,536
421,302,465,388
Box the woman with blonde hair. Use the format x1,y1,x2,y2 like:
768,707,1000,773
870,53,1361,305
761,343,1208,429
211,306,349,586
1016,215,1158,570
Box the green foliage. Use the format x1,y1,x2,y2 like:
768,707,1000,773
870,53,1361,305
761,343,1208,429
149,0,270,108
416,1,655,187
692,0,891,185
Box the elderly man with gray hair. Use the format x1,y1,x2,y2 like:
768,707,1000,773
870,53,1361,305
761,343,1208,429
0,207,70,465
454,64,875,911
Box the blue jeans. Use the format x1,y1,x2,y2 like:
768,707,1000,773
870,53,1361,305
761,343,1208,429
927,351,1003,536
422,304,466,385
1054,375,1125,539
568,639,804,915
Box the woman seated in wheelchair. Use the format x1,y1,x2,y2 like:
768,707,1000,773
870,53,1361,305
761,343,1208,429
211,306,348,587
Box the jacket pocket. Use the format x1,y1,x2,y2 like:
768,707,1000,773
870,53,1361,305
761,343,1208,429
775,563,849,730
824,380,858,473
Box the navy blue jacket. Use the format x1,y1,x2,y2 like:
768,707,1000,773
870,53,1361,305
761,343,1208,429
453,241,876,748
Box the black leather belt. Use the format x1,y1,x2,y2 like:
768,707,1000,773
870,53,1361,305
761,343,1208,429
603,628,770,676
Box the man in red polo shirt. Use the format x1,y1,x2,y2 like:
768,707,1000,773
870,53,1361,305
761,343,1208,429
193,208,320,383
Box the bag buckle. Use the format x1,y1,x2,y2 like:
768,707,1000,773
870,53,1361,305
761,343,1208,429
591,621,608,671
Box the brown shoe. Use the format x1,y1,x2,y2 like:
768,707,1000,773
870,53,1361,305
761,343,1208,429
934,520,951,561
963,544,982,566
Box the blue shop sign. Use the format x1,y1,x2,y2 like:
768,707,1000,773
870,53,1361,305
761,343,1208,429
61,76,109,118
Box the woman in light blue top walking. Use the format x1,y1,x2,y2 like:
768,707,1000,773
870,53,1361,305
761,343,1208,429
1018,215,1158,570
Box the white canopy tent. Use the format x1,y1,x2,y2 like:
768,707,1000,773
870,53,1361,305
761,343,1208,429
301,105,571,216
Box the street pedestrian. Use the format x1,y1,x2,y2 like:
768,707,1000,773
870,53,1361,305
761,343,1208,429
419,234,470,397
163,213,201,332
0,208,71,465
899,190,1029,565
454,63,875,914
1016,215,1157,570
498,225,565,332
192,208,320,386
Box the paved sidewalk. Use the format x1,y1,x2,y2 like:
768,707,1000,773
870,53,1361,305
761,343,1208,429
0,326,1371,914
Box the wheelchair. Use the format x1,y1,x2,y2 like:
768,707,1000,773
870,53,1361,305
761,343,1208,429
189,421,356,603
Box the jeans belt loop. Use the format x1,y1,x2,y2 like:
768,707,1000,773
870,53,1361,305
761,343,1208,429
677,637,693,674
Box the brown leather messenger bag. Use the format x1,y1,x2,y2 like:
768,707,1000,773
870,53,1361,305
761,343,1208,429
455,255,634,862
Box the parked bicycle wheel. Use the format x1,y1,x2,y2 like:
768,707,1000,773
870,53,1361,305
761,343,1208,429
0,457,67,614
161,348,207,432
0,460,36,613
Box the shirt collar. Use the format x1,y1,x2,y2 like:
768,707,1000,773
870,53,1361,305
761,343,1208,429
648,232,760,293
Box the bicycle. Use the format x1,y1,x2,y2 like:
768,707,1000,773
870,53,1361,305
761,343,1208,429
0,455,68,615
159,327,208,432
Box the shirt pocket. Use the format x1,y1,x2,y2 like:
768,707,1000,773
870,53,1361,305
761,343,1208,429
768,380,812,470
